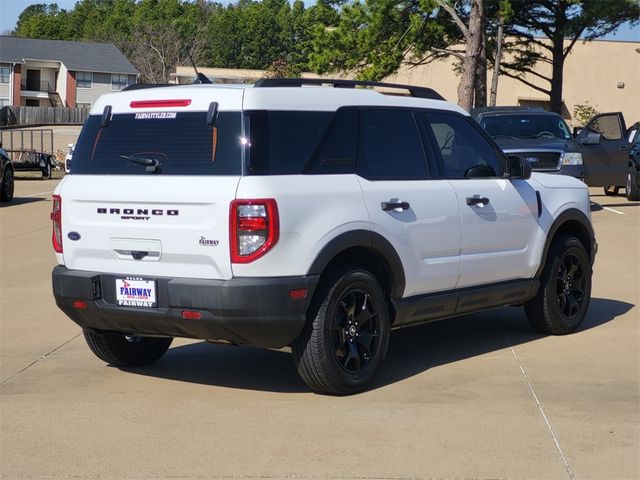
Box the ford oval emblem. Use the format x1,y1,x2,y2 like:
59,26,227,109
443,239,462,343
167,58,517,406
68,231,81,241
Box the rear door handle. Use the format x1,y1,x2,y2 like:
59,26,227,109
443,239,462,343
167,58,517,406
466,196,490,206
619,146,629,152
381,201,410,211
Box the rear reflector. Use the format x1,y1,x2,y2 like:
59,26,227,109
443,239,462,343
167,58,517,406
73,300,87,309
181,310,202,320
129,99,192,108
289,289,308,300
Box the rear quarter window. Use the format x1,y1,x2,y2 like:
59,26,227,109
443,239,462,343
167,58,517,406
72,111,242,175
247,110,333,175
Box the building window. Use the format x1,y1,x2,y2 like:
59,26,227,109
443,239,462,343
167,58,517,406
0,98,9,108
0,67,10,84
111,74,129,90
76,102,91,110
76,71,93,89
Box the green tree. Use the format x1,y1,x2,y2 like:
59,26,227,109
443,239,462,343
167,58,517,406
309,0,489,110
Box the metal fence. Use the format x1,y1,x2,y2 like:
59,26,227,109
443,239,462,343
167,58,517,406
0,106,88,126
0,129,54,154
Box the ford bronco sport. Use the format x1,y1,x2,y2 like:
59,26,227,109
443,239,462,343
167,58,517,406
52,78,596,395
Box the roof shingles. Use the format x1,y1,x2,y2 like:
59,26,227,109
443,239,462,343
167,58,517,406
0,36,138,75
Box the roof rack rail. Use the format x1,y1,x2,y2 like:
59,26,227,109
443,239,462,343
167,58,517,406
253,77,445,101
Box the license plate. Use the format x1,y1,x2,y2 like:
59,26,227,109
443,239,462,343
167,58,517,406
116,278,157,307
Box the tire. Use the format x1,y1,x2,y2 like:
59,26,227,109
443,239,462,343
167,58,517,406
0,167,14,202
292,268,390,395
42,160,52,179
83,330,172,367
626,168,640,201
603,185,620,196
525,235,592,335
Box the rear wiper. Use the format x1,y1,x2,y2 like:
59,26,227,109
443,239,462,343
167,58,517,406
492,134,519,139
119,154,160,173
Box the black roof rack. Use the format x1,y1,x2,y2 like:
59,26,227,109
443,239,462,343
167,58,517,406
253,77,445,101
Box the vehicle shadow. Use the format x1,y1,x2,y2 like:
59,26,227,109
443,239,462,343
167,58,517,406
124,297,633,394
0,197,47,207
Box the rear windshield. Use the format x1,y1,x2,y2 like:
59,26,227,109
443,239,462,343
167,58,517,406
481,114,572,140
72,111,242,175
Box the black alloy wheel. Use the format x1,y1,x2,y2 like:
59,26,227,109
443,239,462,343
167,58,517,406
292,268,390,395
331,288,382,374
525,235,591,335
555,252,587,320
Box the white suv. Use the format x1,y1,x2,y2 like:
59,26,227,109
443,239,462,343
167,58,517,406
51,79,596,395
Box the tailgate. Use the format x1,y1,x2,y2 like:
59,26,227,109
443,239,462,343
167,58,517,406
59,175,239,280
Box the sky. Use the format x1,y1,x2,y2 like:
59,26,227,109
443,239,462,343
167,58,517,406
1,0,639,40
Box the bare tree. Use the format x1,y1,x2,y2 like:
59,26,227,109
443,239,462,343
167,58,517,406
437,0,485,111
489,18,504,106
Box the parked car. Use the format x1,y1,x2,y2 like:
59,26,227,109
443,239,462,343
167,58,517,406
64,143,74,174
473,108,629,196
626,121,640,201
0,143,14,202
51,78,596,394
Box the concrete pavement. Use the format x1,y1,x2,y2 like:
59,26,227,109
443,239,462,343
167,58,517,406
1,179,638,479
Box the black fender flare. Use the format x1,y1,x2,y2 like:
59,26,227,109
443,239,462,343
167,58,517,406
536,208,596,278
307,230,406,299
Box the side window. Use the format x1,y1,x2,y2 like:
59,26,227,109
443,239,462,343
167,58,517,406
357,109,428,180
419,111,501,179
247,111,333,175
306,108,357,174
588,114,623,140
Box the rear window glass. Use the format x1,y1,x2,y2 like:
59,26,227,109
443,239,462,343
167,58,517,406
72,111,242,175
246,111,333,175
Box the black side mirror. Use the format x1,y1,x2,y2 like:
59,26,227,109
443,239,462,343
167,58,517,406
581,132,601,145
506,155,532,180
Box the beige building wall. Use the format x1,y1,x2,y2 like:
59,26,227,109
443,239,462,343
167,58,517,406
387,39,639,126
173,39,638,127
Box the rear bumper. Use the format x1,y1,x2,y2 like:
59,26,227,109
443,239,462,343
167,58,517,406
52,265,319,348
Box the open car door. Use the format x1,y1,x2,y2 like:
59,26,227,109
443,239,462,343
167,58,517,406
578,112,628,187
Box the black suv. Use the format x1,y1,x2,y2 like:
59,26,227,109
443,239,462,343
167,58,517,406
473,108,629,190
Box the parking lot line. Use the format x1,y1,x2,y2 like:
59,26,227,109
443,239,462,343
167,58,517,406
0,333,80,387
591,201,625,215
19,190,53,198
500,318,575,480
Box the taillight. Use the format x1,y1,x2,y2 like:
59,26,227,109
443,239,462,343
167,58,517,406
230,199,279,263
51,194,62,253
